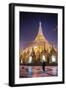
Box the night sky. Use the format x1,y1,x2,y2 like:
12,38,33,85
20,12,58,50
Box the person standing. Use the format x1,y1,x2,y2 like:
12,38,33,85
42,61,46,72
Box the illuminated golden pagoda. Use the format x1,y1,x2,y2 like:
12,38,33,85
20,21,57,64
33,21,52,53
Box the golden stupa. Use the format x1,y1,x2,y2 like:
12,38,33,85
20,22,57,64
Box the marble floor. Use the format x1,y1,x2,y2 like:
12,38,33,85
20,66,58,78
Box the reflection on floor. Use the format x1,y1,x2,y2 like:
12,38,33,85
20,66,58,78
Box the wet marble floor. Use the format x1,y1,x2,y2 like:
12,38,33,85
20,66,58,78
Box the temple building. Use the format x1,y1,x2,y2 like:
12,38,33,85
20,22,58,65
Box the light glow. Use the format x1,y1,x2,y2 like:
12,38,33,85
28,56,32,63
52,55,56,62
42,55,46,62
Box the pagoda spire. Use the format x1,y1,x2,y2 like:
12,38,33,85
34,21,47,42
38,21,44,36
